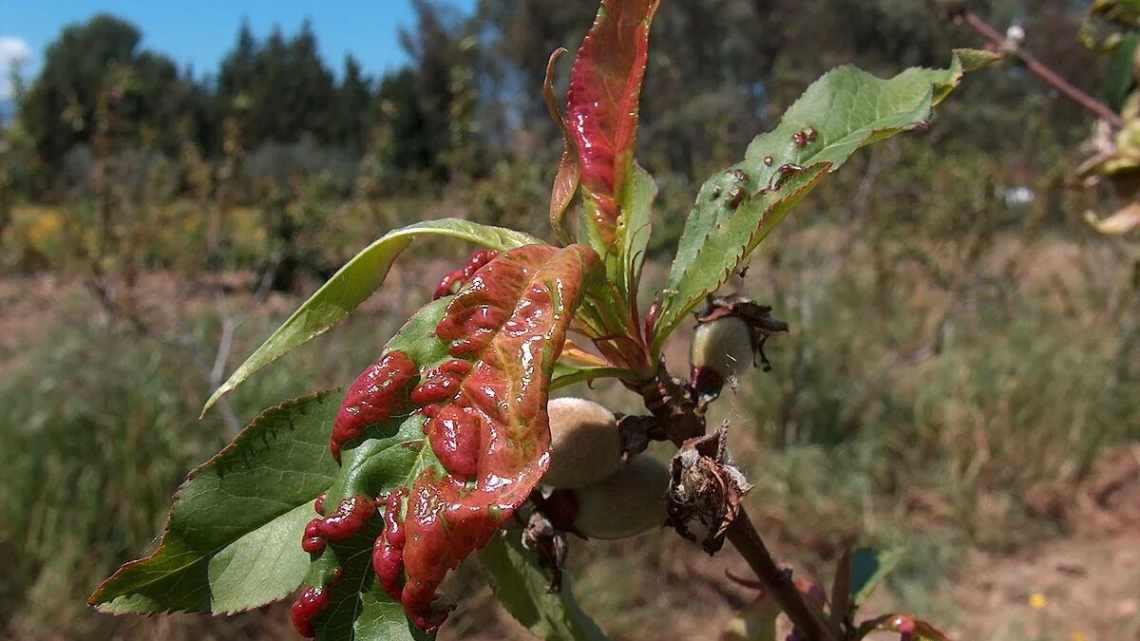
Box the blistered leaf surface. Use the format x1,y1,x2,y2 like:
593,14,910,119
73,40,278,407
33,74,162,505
399,244,597,626
294,244,598,634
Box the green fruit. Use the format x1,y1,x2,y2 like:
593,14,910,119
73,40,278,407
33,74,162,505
690,317,754,381
573,456,669,540
543,397,622,489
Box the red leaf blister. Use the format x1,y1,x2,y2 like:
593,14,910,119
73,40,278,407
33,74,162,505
399,244,596,628
330,351,418,461
563,0,661,245
432,248,499,300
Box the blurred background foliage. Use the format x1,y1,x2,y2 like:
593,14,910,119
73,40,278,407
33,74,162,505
1,1,1138,640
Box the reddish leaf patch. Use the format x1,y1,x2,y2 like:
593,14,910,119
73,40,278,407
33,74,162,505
346,244,597,630
563,0,661,245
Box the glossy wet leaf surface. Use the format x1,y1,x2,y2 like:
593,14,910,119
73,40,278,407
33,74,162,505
558,0,660,251
294,244,597,633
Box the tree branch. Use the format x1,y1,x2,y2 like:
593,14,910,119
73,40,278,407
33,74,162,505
727,509,839,641
951,9,1125,129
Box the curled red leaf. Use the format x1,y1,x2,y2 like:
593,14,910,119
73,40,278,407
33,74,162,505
563,0,661,245
386,244,597,629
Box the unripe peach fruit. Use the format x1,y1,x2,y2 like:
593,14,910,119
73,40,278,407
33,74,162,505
690,317,754,381
543,397,622,489
573,456,669,540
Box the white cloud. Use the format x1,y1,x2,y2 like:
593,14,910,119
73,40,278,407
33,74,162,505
0,36,31,99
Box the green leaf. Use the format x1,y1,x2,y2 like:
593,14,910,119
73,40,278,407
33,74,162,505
89,391,341,614
1105,33,1138,110
478,531,610,641
353,587,433,641
721,595,781,641
850,547,903,608
202,219,543,416
650,52,977,353
619,163,657,303
551,362,635,389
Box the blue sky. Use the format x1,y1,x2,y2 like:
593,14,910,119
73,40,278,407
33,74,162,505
0,0,478,97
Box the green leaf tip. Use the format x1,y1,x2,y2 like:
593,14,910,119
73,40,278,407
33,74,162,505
200,219,542,418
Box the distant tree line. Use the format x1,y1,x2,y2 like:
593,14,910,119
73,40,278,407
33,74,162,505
4,0,1103,199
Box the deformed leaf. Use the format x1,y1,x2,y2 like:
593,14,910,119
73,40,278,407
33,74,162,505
562,0,661,249
203,219,542,416
546,47,579,244
90,391,341,615
294,300,453,641
294,244,599,634
478,531,610,641
396,244,597,627
651,52,979,353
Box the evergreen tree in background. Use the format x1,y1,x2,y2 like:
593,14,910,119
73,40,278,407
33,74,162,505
7,0,1104,199
20,14,192,184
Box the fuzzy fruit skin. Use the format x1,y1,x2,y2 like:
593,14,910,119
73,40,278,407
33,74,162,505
543,397,622,489
690,317,754,381
573,456,669,540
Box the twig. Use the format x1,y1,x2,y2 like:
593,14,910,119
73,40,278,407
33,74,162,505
951,9,1125,130
726,509,839,641
207,317,242,435
209,318,236,389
